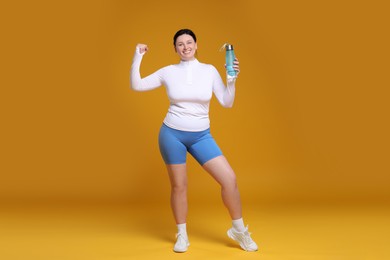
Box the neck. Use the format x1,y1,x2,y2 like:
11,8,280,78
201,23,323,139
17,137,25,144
181,57,196,62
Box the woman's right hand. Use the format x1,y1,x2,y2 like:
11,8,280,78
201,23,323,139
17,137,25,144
136,43,148,54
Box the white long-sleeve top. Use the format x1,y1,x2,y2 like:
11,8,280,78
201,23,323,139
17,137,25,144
130,48,236,132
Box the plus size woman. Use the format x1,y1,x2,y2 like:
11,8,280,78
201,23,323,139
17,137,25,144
130,29,258,253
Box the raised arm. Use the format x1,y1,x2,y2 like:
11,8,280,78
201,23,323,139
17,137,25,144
130,44,163,91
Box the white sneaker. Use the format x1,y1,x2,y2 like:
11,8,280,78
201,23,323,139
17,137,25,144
227,226,258,251
173,233,190,253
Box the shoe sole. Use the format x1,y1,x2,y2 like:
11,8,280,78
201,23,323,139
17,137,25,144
227,229,257,252
173,243,190,253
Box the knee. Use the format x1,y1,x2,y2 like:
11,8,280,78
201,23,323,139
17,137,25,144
222,170,238,190
172,183,187,194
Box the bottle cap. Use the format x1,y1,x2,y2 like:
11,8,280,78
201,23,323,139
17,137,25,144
219,43,234,52
225,44,234,51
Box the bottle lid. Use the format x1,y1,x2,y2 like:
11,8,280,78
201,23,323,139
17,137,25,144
219,43,234,52
225,44,234,51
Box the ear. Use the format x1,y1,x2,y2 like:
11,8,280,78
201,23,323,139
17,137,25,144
195,42,198,50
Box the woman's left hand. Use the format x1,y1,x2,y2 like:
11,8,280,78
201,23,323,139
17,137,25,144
225,58,240,76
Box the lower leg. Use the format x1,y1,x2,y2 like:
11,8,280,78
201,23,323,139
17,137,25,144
202,156,243,220
170,186,188,224
221,187,248,232
166,164,190,252
202,156,258,251
166,164,188,225
221,184,242,220
167,164,190,253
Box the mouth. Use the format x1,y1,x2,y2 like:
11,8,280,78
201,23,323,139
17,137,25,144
183,50,192,55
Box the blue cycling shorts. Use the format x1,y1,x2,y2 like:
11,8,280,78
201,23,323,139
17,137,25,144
158,123,223,165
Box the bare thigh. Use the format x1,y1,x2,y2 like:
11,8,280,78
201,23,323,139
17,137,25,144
166,164,187,188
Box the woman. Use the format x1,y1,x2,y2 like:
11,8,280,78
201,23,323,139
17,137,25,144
130,29,258,253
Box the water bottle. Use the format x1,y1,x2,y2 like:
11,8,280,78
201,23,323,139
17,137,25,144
224,44,236,77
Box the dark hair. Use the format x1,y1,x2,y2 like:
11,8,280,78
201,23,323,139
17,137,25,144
173,29,197,46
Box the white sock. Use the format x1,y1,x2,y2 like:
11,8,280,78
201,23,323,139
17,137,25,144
232,218,246,232
177,223,187,237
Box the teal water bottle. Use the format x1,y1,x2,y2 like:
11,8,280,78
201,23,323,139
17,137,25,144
225,44,236,77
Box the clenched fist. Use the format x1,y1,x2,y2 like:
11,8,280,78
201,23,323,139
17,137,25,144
136,43,148,54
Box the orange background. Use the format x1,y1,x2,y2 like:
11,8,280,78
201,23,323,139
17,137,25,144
1,0,389,206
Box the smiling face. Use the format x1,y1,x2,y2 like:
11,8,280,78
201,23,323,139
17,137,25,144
174,34,197,61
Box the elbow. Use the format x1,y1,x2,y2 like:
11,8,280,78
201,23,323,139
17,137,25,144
223,102,234,108
222,97,235,108
130,80,142,91
130,73,141,91
130,84,137,91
